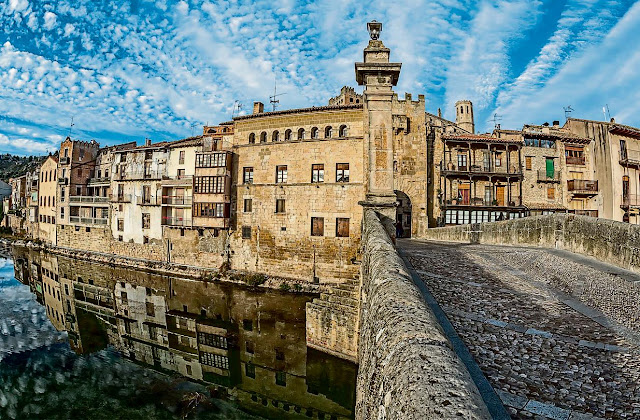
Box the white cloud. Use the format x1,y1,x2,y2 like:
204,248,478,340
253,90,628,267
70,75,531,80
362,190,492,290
63,23,75,37
43,11,57,31
8,0,29,13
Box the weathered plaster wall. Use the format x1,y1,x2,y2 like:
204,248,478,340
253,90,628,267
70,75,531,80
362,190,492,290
356,209,490,420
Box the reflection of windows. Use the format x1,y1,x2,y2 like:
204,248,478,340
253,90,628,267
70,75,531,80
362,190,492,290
275,349,285,361
243,319,253,330
146,302,155,317
245,340,255,354
275,371,286,386
200,352,229,369
245,363,255,378
198,332,228,349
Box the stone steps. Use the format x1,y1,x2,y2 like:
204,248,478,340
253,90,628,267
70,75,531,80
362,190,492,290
320,293,359,308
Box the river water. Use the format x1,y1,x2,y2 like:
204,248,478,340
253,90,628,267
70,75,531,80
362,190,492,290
0,246,356,419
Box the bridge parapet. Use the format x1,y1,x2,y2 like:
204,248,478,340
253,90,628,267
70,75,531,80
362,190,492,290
356,209,491,419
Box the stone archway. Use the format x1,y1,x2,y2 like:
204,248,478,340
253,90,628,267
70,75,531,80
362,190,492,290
395,190,412,238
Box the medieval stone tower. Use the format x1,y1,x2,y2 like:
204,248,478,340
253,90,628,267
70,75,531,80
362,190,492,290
455,100,475,134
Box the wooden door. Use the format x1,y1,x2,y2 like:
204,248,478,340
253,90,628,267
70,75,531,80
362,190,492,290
496,186,505,206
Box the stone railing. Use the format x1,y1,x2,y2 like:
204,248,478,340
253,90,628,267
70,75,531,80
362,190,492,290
423,213,640,274
356,209,490,420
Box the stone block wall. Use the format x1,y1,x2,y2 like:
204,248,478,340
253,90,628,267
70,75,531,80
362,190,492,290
356,209,490,420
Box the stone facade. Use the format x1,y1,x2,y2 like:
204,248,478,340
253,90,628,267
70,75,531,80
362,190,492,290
38,156,58,244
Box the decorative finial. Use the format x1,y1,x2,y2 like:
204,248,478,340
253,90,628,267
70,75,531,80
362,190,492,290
367,20,382,40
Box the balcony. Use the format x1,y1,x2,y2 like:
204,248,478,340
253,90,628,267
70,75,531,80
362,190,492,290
115,171,163,181
537,169,560,183
111,194,132,203
619,150,640,167
567,179,598,195
443,196,523,208
162,196,192,206
60,157,70,165
566,156,586,165
161,175,194,186
162,216,192,227
136,196,161,206
441,162,522,178
58,177,68,185
69,195,110,205
622,194,640,208
69,216,109,226
88,176,111,185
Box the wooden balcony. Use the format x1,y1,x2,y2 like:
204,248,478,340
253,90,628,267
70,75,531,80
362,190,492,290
622,194,640,208
69,195,110,205
566,156,586,165
619,150,640,167
537,170,560,183
441,162,522,179
162,196,193,206
162,216,192,227
69,216,108,226
567,180,598,195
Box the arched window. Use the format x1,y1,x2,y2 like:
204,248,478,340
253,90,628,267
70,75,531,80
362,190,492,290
284,129,292,141
298,128,305,140
311,127,319,139
356,99,359,104
249,133,255,144
325,126,333,138
339,125,348,137
272,131,280,142
460,106,464,114
260,132,267,143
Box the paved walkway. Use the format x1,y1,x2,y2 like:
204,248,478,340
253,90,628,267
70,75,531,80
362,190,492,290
399,239,640,420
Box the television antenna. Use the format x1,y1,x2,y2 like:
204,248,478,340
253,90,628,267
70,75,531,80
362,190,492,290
563,105,574,121
68,116,75,138
490,113,502,129
269,79,286,112
190,122,198,137
603,104,611,121
232,100,243,118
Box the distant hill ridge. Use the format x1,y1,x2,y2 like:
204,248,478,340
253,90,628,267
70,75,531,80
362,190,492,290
0,154,47,183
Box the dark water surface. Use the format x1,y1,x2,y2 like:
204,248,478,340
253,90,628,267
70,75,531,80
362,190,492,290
0,246,356,419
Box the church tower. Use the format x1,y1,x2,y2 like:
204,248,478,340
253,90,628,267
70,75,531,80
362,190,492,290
355,21,402,223
455,100,475,134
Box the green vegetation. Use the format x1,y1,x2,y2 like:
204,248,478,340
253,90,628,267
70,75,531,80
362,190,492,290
0,153,47,182
279,282,291,292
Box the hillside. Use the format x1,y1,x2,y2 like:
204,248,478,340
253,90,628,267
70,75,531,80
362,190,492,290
0,154,47,182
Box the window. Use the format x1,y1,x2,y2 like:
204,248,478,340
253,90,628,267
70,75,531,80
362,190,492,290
200,352,229,369
495,152,502,167
260,132,267,143
249,133,255,144
272,131,280,142
60,207,64,219
244,199,252,213
457,154,467,169
76,186,81,195
146,302,155,317
194,176,225,194
242,226,251,239
243,167,254,184
311,164,324,183
311,127,319,139
245,363,256,378
276,165,287,183
275,371,286,386
194,203,226,218
245,340,255,354
275,349,285,361
525,156,532,170
117,219,124,231
142,185,151,203
297,128,305,140
325,126,333,138
336,218,349,237
142,213,150,229
336,163,350,182
198,332,228,349
145,150,153,160
311,217,324,236
547,186,555,200
339,125,348,137
179,150,185,164
177,169,186,178
284,129,292,141
243,319,253,330
276,199,285,213
566,145,585,165
196,153,227,167
143,236,149,244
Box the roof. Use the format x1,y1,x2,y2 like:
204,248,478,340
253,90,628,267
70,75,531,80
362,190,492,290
610,124,640,139
114,136,202,153
233,104,363,121
425,112,459,127
441,133,523,144
523,131,591,144
525,203,567,210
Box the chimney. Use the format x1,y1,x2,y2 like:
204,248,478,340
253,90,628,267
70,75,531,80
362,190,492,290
552,120,560,127
253,102,264,114
145,138,151,147
611,117,616,123
437,108,442,118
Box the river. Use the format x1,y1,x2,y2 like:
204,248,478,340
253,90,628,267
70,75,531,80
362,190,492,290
0,245,356,419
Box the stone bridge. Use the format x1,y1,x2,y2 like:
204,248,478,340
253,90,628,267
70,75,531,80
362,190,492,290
330,213,640,419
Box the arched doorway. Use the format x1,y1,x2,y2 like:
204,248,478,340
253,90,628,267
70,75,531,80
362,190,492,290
395,191,412,238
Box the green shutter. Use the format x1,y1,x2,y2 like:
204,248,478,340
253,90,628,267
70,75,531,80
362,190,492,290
546,158,554,179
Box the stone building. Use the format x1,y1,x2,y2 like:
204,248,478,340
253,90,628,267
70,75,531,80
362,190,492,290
38,155,58,244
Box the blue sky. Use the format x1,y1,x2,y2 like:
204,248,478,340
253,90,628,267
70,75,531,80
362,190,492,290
0,0,638,156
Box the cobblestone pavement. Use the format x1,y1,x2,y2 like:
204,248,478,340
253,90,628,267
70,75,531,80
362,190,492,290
400,240,640,420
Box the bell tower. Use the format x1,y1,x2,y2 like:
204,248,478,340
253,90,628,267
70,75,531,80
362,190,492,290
355,20,402,223
455,99,475,134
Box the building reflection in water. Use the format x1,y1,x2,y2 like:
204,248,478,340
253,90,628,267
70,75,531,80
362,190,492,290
12,246,357,420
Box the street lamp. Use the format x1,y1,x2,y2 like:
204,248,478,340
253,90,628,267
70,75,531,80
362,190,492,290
367,20,382,40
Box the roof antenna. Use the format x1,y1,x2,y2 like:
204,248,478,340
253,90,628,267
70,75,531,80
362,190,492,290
563,105,574,122
605,104,611,121
490,113,502,129
232,100,243,118
269,78,286,112
190,122,198,137
68,116,75,138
